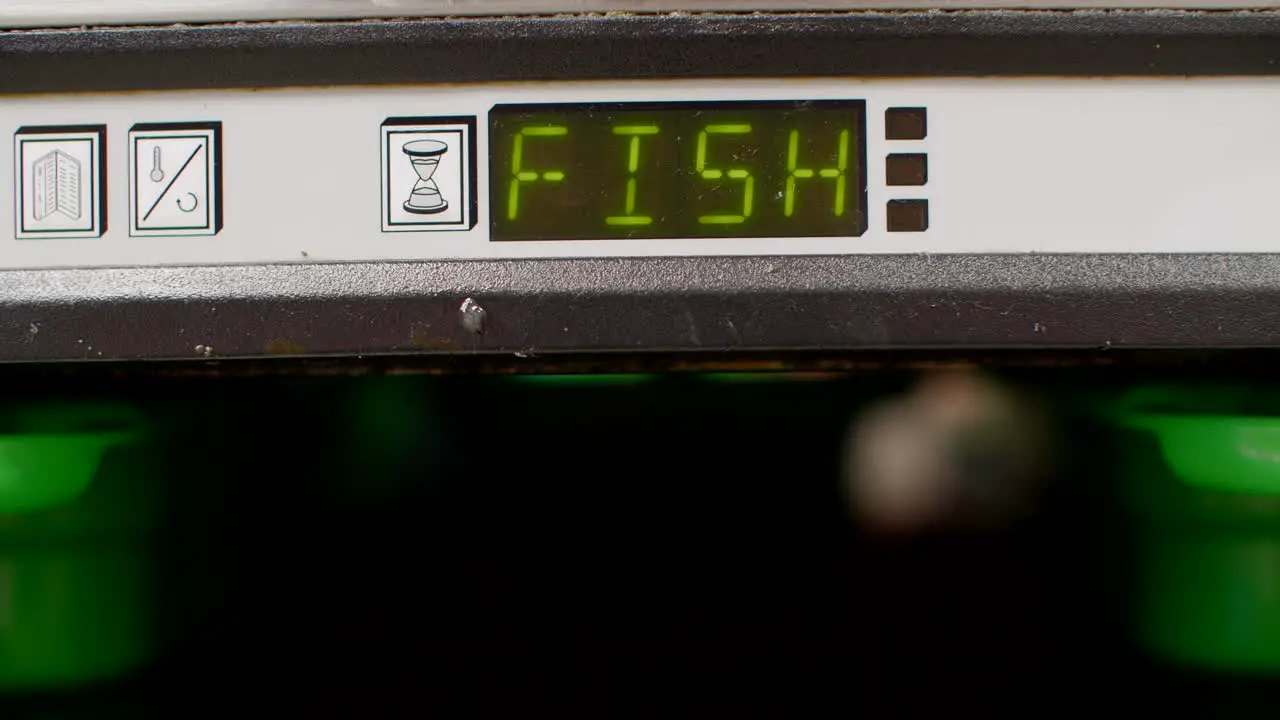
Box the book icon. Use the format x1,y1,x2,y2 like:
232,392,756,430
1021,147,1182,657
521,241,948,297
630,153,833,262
13,125,106,239
31,150,82,221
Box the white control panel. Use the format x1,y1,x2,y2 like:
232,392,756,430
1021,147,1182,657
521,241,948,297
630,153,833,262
1,77,1279,269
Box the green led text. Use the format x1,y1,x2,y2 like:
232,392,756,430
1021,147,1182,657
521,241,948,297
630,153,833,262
508,125,568,221
606,125,659,227
695,124,754,225
784,129,850,217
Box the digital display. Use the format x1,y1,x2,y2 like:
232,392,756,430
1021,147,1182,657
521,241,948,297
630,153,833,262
489,101,867,241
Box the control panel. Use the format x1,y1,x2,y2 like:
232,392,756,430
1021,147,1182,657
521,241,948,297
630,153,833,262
3,77,1276,269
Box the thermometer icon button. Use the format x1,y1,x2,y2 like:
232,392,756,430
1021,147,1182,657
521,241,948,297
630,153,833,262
128,121,223,237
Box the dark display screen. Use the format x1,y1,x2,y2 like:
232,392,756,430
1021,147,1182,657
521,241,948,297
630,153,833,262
489,101,867,241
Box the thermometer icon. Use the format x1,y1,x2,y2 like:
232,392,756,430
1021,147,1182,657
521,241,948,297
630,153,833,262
149,146,164,183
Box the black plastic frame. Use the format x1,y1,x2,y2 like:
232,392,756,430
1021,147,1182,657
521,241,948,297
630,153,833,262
4,12,1280,362
9,12,1280,94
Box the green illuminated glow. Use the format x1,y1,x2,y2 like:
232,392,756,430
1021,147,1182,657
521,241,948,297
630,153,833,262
696,124,754,225
612,125,660,136
606,213,651,226
606,125,658,227
507,126,569,220
510,374,656,386
784,128,850,217
702,372,844,383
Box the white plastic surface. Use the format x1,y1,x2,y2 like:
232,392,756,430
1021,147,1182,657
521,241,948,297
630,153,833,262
1,76,1278,269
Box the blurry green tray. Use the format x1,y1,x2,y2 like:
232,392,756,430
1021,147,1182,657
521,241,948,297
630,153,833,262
0,402,156,693
1105,385,1280,675
1110,385,1280,496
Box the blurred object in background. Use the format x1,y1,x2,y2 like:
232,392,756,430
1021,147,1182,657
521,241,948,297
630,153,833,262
1108,384,1280,676
338,375,446,506
0,402,161,694
844,370,1056,535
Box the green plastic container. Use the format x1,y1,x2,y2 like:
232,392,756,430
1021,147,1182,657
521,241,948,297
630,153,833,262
0,402,160,693
1109,385,1280,675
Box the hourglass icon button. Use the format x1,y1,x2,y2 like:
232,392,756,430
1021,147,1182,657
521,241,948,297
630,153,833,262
380,116,476,233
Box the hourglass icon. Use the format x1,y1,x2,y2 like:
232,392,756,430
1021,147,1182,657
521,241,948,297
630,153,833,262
401,139,450,214
381,117,474,233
